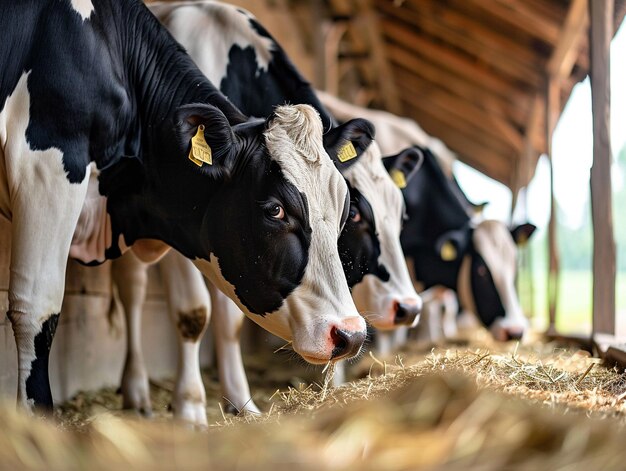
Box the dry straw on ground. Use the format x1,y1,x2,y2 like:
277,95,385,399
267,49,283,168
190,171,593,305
2,343,626,470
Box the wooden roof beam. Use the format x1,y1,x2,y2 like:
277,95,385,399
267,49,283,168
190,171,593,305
377,1,544,89
389,50,529,127
380,18,526,104
547,0,589,80
461,0,561,45
396,74,524,152
399,0,544,67
400,87,516,182
407,109,513,186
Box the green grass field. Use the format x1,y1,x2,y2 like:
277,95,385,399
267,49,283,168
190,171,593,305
518,269,626,334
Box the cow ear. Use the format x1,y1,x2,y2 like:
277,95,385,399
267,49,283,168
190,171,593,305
383,146,424,189
175,104,238,180
323,118,375,170
511,223,536,246
434,228,472,261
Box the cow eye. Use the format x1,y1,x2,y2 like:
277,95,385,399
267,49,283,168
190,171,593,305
267,203,285,219
349,205,361,222
477,265,487,277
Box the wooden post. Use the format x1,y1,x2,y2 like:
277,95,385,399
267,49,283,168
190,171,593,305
589,0,616,335
546,78,560,334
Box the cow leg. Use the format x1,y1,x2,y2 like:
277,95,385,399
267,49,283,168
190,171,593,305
375,331,393,357
112,251,152,416
440,289,459,339
207,282,260,415
7,163,89,412
159,251,210,427
392,326,409,349
332,360,346,387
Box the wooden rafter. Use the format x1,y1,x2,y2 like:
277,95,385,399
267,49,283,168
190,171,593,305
391,63,528,128
377,1,544,89
397,76,523,152
459,0,562,45
548,0,589,79
381,18,526,105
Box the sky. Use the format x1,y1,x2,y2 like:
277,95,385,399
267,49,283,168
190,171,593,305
452,21,626,235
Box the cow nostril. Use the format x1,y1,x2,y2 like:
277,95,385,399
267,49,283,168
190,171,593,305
331,327,349,357
394,302,421,325
331,327,365,360
505,330,524,341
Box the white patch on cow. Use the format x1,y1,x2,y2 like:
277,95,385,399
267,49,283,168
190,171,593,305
343,142,422,330
0,72,90,407
151,1,274,84
69,0,94,21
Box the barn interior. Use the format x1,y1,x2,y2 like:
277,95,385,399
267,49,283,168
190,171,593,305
1,0,626,469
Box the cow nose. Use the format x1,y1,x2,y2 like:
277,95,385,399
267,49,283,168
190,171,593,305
394,301,421,325
505,329,524,341
330,327,366,360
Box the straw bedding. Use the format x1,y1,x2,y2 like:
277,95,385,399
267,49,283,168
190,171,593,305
1,337,626,470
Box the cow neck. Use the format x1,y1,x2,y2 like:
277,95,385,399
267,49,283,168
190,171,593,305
101,0,249,259
117,1,247,136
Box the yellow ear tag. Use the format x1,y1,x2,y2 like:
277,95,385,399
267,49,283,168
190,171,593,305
390,168,407,189
337,141,357,163
188,124,212,167
440,241,457,261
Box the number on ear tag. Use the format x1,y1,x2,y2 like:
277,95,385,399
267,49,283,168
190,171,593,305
188,124,212,166
390,168,407,189
337,141,357,163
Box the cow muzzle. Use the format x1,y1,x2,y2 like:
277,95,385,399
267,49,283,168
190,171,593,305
393,298,422,327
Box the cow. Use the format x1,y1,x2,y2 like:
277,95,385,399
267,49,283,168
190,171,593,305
386,147,536,341
317,91,536,341
108,0,423,424
0,0,374,413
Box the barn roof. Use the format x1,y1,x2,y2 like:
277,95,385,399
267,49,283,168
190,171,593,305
310,0,626,190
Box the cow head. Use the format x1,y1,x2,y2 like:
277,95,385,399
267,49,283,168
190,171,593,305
339,144,423,330
176,103,373,363
448,220,536,341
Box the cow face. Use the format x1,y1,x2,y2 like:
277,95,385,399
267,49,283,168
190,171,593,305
343,144,423,330
454,220,536,341
179,104,372,363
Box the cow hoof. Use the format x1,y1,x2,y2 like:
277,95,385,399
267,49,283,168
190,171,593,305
222,399,261,416
172,400,208,428
120,382,153,417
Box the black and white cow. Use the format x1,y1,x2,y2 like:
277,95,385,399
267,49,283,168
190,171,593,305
318,91,536,341
0,0,374,412
106,0,423,423
387,147,536,341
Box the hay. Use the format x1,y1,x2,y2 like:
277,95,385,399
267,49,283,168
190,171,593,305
3,339,626,470
2,368,626,470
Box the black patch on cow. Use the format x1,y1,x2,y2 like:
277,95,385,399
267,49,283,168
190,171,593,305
470,253,505,327
220,18,335,130
203,145,312,315
339,185,389,287
177,307,208,341
25,314,59,410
